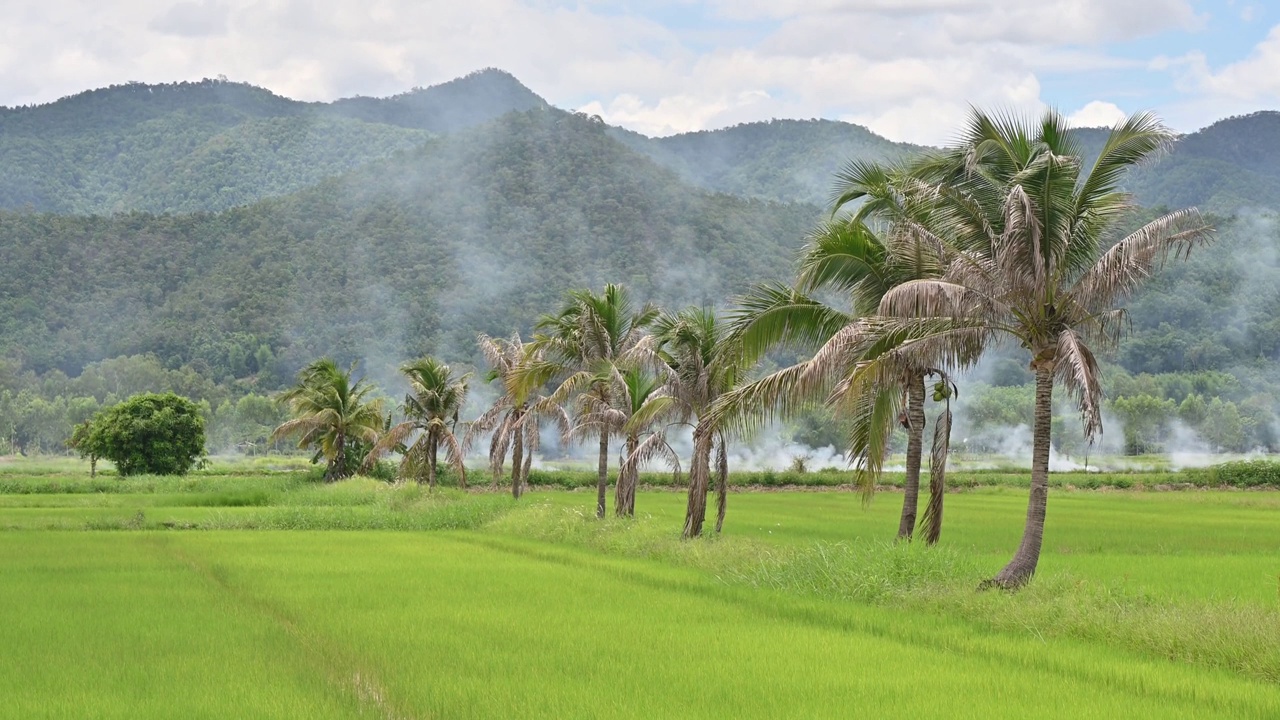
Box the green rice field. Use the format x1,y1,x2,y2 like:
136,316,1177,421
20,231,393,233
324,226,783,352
2,459,1279,718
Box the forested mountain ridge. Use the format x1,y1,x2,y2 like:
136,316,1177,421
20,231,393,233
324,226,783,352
0,69,547,214
0,106,818,385
4,69,1278,215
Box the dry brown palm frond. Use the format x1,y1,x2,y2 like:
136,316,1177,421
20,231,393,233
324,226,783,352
919,403,951,545
441,431,468,487
999,183,1045,298
1066,208,1213,312
624,429,682,480
705,359,829,438
878,278,1005,322
361,421,417,471
1055,329,1105,441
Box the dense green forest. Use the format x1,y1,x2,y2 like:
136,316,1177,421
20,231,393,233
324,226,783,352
0,69,544,214
2,69,1280,459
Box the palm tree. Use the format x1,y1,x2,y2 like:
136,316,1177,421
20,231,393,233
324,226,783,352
528,284,659,518
854,109,1213,587
709,206,959,542
651,307,739,538
567,365,680,517
469,334,564,499
363,357,469,489
272,358,386,482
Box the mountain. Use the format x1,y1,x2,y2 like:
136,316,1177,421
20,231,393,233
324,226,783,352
0,69,547,214
1126,112,1280,214
612,119,922,206
0,107,818,382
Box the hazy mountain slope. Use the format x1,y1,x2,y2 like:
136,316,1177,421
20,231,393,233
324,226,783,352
612,118,923,206
0,107,819,380
0,69,547,214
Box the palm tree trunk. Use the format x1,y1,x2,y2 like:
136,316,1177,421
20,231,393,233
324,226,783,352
596,428,609,519
683,428,713,538
897,373,926,540
521,427,533,494
714,434,728,534
327,432,345,482
988,364,1054,589
616,434,639,517
427,434,438,490
511,423,524,500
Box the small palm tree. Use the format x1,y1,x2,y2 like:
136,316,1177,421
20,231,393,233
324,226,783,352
567,365,680,517
469,334,565,499
528,284,659,518
364,357,470,489
272,358,386,482
855,109,1213,587
651,307,739,537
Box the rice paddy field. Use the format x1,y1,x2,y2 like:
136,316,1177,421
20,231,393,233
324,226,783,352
2,457,1279,718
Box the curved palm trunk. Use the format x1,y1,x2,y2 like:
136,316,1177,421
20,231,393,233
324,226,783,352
714,435,728,534
897,373,926,540
596,428,609,519
511,416,525,500
616,434,639,517
682,428,714,538
988,365,1053,589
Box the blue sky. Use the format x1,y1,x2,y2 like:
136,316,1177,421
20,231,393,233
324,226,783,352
2,0,1278,144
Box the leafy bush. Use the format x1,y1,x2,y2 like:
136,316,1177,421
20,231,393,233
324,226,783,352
1184,460,1280,487
82,393,206,476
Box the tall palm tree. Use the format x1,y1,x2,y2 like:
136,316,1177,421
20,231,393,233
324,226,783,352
854,109,1213,587
709,205,959,542
651,307,739,537
469,334,565,499
528,284,659,518
272,358,386,482
363,357,470,489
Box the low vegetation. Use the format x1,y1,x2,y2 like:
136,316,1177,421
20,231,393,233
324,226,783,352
1,460,1278,717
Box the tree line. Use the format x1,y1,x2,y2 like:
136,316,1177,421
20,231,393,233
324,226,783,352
266,108,1213,591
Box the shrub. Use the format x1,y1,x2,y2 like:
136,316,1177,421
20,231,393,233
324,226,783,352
1184,459,1280,488
84,393,206,476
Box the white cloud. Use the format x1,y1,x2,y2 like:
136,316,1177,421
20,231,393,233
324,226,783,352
1188,24,1280,102
0,0,1242,145
1067,100,1128,128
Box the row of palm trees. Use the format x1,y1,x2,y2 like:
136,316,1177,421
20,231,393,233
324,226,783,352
273,107,1212,589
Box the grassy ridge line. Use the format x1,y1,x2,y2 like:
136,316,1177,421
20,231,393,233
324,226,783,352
486,498,1280,686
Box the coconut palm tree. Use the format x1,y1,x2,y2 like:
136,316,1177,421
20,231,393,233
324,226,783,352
272,358,386,482
363,357,469,489
469,334,565,499
528,284,659,518
650,307,740,537
709,204,960,542
853,109,1213,587
566,365,680,517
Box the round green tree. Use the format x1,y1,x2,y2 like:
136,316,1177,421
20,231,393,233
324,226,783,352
89,393,206,476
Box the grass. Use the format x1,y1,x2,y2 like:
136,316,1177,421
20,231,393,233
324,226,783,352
3,458,1280,717
4,531,1279,718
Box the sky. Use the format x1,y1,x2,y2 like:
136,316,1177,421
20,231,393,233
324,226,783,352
2,0,1277,144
